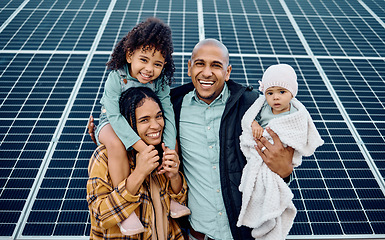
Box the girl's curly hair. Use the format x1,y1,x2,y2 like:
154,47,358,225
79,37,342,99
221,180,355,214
107,17,175,87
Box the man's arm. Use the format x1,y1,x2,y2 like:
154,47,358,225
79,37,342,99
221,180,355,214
88,115,97,145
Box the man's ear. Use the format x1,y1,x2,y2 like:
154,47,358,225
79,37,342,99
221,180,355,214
225,64,232,81
187,60,192,77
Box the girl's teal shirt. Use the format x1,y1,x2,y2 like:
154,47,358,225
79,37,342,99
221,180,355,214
99,64,176,150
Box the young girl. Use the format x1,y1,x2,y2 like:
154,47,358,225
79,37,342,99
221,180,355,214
95,17,190,236
237,64,323,239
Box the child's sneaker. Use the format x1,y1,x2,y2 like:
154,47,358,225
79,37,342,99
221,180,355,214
117,211,145,236
170,199,191,218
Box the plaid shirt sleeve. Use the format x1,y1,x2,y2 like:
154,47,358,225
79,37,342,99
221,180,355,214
87,145,187,240
87,145,142,230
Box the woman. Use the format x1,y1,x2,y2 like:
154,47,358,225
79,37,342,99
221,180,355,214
87,87,187,239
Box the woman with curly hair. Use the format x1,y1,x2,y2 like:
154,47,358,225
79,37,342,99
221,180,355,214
94,17,190,236
88,87,188,239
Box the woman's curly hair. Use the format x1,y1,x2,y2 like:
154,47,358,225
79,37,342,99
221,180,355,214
107,17,175,87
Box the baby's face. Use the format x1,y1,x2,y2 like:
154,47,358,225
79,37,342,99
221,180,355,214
265,86,293,115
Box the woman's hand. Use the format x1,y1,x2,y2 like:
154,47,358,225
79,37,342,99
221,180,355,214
158,143,182,194
125,145,160,195
158,144,180,179
134,145,160,178
255,127,294,178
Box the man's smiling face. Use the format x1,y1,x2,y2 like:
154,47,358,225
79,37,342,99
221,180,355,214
188,42,232,104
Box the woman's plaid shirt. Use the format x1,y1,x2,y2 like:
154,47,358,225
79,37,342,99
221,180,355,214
87,145,187,239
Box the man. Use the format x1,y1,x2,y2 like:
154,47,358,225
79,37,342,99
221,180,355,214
170,39,293,240
89,39,293,240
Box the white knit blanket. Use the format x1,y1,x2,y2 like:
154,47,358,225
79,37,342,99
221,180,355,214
237,96,324,240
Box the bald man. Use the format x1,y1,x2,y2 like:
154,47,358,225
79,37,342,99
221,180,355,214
170,39,294,240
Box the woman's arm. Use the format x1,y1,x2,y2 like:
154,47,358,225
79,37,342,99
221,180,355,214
87,147,142,229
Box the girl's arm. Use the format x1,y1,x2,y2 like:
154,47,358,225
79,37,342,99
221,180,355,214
101,71,146,151
155,82,177,150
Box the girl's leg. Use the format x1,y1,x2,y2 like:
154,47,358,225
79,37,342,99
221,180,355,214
98,124,144,235
98,124,129,188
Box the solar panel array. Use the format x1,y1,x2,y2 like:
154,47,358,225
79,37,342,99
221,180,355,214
0,0,384,239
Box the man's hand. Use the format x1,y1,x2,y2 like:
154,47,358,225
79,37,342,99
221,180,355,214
87,115,97,145
255,127,294,178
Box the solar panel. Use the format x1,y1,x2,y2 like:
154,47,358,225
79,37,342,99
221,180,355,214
0,0,384,239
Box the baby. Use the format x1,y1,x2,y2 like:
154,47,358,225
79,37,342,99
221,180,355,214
237,64,324,240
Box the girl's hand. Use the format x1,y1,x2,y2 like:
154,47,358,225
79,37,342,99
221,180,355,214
134,145,160,178
158,143,180,180
252,120,264,139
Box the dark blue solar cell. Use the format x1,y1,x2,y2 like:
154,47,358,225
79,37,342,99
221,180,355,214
36,188,66,199
19,150,46,159
52,150,79,159
294,211,308,222
48,160,74,168
343,160,368,169
44,168,72,178
317,160,343,169
69,178,87,188
23,223,55,236
54,223,87,235
296,179,326,188
294,169,322,178
372,222,385,234
58,211,89,223
347,169,373,178
32,199,62,211
305,199,334,210
338,210,368,222
356,189,385,199
329,189,357,199
41,178,69,188
0,212,20,223
1,189,30,200
27,211,58,223
66,188,86,199
0,224,15,236
351,179,379,188
342,222,373,234
0,200,25,211
62,200,87,210
333,197,362,210
312,222,343,235
361,199,385,210
325,179,352,188
301,189,330,199
289,222,312,235
308,210,338,222
15,159,42,168
72,169,87,177
11,169,38,178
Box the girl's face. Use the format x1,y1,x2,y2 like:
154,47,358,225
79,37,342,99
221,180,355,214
265,86,293,115
135,98,164,146
126,47,166,84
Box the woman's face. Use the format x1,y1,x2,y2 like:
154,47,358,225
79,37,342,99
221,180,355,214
135,98,164,146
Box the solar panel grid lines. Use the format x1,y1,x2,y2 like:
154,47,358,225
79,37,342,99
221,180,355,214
1,0,385,239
